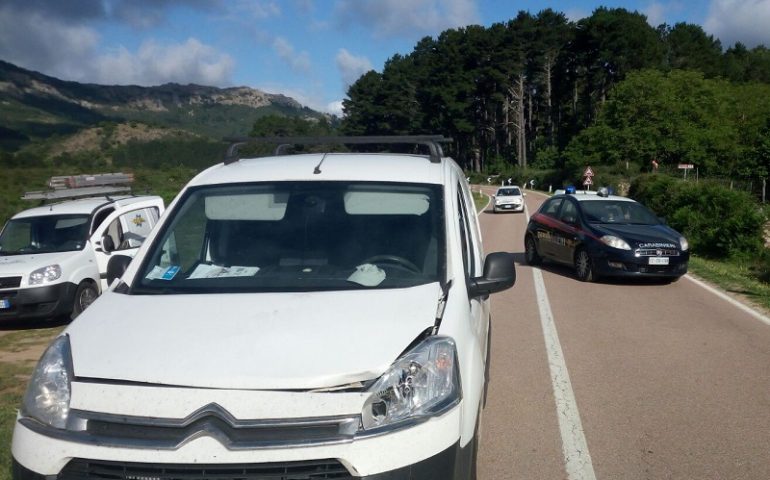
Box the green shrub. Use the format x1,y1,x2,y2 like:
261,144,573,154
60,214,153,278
630,174,765,258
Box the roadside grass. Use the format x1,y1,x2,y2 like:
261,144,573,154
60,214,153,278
688,256,770,314
0,326,63,480
473,189,488,213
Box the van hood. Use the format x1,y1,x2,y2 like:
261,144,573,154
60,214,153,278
66,283,442,390
0,252,75,277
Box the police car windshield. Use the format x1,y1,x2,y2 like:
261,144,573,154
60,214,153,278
133,181,445,293
580,200,660,225
0,215,90,255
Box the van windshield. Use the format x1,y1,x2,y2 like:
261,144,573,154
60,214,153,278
133,181,445,293
0,215,90,255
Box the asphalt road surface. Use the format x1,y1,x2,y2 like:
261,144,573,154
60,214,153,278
477,188,770,480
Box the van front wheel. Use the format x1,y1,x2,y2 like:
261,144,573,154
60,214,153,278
72,281,98,319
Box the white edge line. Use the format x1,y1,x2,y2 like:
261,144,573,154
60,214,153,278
684,274,770,327
525,203,598,480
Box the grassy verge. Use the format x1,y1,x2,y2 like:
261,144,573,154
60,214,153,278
473,189,488,213
688,255,770,314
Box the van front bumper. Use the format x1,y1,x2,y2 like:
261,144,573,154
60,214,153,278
12,391,467,480
13,440,469,480
0,282,77,321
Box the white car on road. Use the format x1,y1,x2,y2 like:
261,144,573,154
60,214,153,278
12,137,515,479
492,185,525,213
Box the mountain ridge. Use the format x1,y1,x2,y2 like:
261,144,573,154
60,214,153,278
0,59,323,150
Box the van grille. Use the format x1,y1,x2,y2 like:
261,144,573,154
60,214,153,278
0,276,21,289
59,459,353,480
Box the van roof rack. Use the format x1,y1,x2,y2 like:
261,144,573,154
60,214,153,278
222,135,453,165
22,173,134,201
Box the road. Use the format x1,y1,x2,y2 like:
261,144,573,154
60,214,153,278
477,189,770,480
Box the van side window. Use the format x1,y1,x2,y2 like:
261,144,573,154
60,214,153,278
457,189,475,277
91,207,115,234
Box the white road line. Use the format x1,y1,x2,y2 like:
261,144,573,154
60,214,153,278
684,274,770,327
525,203,598,480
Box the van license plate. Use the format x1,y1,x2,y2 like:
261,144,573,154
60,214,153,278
0,299,10,309
649,257,669,265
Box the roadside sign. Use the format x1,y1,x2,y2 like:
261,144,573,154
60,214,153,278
583,177,593,186
583,166,594,177
677,164,694,169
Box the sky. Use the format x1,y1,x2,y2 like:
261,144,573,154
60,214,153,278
1,0,769,117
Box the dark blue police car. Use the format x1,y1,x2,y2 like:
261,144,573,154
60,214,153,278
524,188,689,282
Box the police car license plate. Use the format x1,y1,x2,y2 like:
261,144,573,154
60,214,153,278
0,299,10,309
649,257,669,265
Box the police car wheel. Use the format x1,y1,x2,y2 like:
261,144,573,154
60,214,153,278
574,249,595,282
525,236,542,265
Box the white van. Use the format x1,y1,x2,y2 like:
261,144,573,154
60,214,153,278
0,175,164,321
12,138,515,479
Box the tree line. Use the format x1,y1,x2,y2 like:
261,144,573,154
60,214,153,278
340,7,770,180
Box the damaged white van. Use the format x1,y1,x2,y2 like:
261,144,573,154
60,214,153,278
12,137,515,480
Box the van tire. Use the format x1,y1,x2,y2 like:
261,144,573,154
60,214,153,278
72,281,98,319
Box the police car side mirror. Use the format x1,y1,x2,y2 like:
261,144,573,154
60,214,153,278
468,252,516,297
107,254,132,286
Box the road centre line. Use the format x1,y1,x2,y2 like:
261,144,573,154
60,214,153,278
525,203,598,480
684,274,770,327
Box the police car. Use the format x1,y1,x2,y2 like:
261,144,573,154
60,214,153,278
12,137,515,480
524,187,689,282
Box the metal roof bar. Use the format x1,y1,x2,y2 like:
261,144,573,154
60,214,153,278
223,135,453,165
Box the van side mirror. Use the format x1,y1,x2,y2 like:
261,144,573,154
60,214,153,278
468,252,516,297
107,254,132,286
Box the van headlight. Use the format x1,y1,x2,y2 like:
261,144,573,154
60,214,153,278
29,264,61,285
680,236,689,251
22,335,72,429
361,336,460,432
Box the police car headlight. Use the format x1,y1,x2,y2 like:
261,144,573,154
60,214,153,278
29,264,61,285
361,336,460,432
680,236,689,251
600,235,631,250
22,335,72,429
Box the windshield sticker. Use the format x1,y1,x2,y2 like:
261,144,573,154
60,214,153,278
348,263,386,287
188,264,260,279
146,265,181,281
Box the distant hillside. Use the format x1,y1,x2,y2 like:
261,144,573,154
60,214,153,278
0,60,326,151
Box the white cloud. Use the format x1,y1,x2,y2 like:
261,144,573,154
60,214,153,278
272,36,311,72
0,5,234,87
94,38,235,86
644,2,667,26
0,6,100,80
233,0,281,20
704,0,770,47
326,100,344,117
334,0,480,38
335,49,373,86
563,8,589,22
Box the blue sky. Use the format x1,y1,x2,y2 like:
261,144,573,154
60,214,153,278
2,0,769,116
